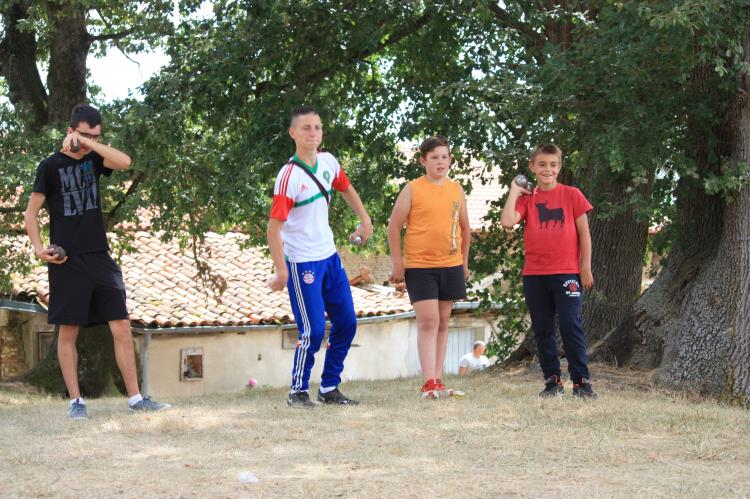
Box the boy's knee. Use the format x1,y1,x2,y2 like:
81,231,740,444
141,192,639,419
302,323,327,346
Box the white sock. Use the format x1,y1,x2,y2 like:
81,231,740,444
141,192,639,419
128,394,143,406
319,385,337,394
69,397,85,406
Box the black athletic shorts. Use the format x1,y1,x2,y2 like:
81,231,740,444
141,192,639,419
404,265,467,304
47,252,129,326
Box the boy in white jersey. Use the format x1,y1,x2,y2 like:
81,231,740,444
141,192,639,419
267,106,373,407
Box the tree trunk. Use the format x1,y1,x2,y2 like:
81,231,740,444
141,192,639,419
45,1,90,125
20,324,134,397
593,35,750,405
584,184,649,343
0,1,48,130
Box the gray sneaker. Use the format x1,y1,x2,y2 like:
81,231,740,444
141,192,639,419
68,401,88,420
129,396,171,413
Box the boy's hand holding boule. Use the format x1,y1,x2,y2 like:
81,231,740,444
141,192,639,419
350,220,373,245
513,174,534,194
36,244,67,264
62,131,81,153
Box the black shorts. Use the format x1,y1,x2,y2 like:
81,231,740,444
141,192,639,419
404,265,467,304
47,252,129,326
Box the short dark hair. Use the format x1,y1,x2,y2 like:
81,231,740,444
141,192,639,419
290,106,319,126
69,104,102,129
418,136,451,157
529,143,562,163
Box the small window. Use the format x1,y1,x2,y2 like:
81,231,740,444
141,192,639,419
282,329,330,349
37,332,56,363
180,348,204,381
282,330,299,349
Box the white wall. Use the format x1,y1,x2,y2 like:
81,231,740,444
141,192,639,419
135,314,492,396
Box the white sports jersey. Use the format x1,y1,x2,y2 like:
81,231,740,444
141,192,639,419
270,152,350,262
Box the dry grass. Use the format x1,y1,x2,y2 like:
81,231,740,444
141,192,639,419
2,363,750,498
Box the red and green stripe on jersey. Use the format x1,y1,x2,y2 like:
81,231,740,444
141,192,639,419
270,152,350,220
270,152,351,262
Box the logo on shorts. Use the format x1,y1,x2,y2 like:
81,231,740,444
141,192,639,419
563,279,581,297
302,270,315,285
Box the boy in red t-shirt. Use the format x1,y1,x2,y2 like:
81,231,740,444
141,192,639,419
500,143,597,398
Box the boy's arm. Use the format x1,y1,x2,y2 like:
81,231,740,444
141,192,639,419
387,184,412,283
459,187,471,279
339,185,373,243
23,193,66,264
575,213,593,290
500,182,526,228
64,132,131,170
266,218,288,291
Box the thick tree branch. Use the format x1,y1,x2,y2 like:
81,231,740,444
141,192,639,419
255,11,433,97
88,28,136,42
486,1,547,65
0,2,48,130
105,171,146,227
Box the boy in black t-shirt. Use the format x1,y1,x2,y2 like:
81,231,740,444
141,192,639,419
24,104,170,419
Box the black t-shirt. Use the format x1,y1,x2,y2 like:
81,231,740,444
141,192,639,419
32,151,113,256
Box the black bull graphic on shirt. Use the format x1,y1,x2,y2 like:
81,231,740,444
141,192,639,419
535,201,564,228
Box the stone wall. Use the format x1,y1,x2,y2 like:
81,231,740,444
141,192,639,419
0,308,54,380
0,309,28,379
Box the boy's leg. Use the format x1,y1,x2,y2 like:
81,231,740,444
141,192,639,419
433,300,454,379
109,319,140,397
435,265,466,380
522,275,561,380
551,274,591,382
48,255,92,401
88,253,140,397
287,260,327,393
320,254,357,390
58,324,81,398
413,299,440,381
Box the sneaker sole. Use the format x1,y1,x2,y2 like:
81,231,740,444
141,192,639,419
420,391,440,400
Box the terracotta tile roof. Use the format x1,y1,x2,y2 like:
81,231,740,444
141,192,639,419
11,231,412,328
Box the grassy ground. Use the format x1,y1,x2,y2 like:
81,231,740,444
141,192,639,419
1,363,750,498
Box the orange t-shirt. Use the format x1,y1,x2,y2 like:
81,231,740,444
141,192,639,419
404,176,464,268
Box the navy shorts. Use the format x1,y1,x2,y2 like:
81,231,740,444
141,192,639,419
47,252,129,326
404,265,467,304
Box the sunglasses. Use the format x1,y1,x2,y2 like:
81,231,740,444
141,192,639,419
75,129,101,140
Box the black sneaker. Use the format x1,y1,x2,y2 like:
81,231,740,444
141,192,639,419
573,378,598,399
539,375,564,398
317,388,359,405
287,391,316,408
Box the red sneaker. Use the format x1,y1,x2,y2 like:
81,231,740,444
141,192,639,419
435,379,465,398
420,379,439,399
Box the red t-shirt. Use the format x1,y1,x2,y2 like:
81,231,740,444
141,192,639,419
515,184,593,275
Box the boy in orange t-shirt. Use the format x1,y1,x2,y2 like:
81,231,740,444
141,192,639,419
387,136,471,399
